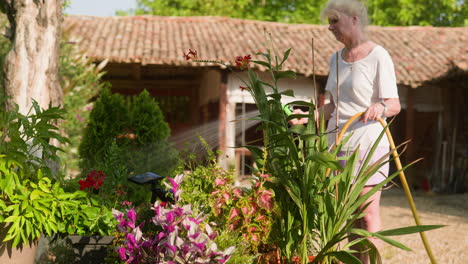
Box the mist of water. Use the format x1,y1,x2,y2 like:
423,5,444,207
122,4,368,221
169,109,260,157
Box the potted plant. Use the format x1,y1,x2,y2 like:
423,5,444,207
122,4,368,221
231,48,441,264
185,47,441,264
111,174,235,263
0,99,105,263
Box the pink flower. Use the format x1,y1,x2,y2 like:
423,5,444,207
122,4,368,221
117,247,127,260
222,192,231,201
168,177,179,194
254,181,261,188
121,201,132,206
258,190,274,210
229,219,241,231
228,208,240,221
166,243,177,253
214,178,227,186
232,188,243,198
166,211,175,223
127,208,136,228
251,234,259,243
194,241,206,251
241,206,249,215
248,226,258,233
249,203,258,215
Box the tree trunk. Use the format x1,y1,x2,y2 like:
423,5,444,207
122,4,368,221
2,0,62,113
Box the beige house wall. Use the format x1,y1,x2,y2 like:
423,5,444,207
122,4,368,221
199,69,221,105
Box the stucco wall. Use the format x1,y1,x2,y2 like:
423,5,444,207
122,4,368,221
226,71,319,105
199,69,221,105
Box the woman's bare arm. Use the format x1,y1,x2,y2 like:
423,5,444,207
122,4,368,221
360,98,401,123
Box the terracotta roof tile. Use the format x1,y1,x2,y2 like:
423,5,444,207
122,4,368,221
64,15,467,86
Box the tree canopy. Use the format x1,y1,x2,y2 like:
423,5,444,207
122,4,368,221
119,0,467,27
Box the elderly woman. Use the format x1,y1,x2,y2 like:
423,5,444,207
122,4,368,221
292,0,401,262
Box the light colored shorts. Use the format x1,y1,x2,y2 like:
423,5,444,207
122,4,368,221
337,146,389,186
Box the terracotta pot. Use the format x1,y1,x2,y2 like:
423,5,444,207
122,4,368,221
257,249,281,264
0,223,38,264
258,249,317,264
291,255,316,263
0,242,38,264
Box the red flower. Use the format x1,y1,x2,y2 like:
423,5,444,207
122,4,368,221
183,49,198,61
79,170,106,191
235,55,252,69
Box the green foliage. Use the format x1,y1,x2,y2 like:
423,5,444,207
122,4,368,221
214,229,258,264
368,0,467,26
78,89,180,205
58,38,109,176
129,0,327,24
121,90,179,177
237,48,442,264
0,99,105,248
179,141,260,263
79,88,129,174
179,139,223,214
0,14,11,98
0,100,69,179
210,172,275,254
126,0,467,26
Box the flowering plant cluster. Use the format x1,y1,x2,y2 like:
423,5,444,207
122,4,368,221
78,169,106,190
211,173,275,253
113,174,235,264
234,55,252,69
74,168,131,235
183,49,251,73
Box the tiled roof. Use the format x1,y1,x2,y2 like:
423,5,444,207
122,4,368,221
64,15,467,86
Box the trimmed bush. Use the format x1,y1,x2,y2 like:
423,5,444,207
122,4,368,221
78,89,180,203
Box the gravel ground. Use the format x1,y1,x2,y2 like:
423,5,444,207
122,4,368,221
380,188,467,264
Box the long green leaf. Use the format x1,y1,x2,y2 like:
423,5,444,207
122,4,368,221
325,251,361,264
377,225,444,236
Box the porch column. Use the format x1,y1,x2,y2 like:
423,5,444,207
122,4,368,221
217,72,228,169
218,72,236,169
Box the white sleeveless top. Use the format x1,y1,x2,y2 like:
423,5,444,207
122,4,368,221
325,45,399,150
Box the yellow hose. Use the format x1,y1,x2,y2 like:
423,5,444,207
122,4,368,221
336,112,437,264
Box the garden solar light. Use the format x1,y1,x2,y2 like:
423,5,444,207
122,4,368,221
128,172,174,204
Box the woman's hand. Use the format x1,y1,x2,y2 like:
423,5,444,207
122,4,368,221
360,98,401,124
360,103,385,123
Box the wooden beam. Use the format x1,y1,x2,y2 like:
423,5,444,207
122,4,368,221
218,81,228,161
131,63,141,80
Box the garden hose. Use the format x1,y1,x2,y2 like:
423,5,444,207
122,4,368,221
336,112,437,264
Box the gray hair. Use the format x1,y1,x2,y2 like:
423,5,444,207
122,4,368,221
320,0,369,28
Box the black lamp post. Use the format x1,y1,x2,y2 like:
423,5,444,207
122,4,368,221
128,172,174,204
